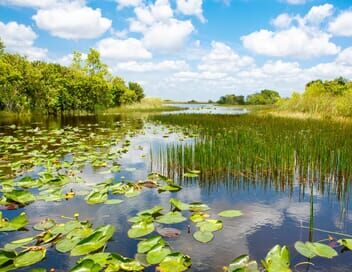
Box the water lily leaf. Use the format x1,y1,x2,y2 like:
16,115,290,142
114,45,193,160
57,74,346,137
294,241,338,259
0,250,16,267
193,231,214,243
50,220,82,236
33,219,56,231
196,220,222,232
128,221,155,238
104,199,123,205
79,253,111,267
107,253,144,271
146,244,171,265
190,213,208,223
137,236,165,254
262,245,291,272
29,269,46,272
338,239,352,250
5,190,35,205
218,210,242,218
56,237,81,253
138,205,164,216
158,252,192,272
70,259,101,272
5,237,34,251
156,212,186,225
170,198,190,211
14,248,46,268
85,190,108,205
189,202,210,212
158,184,182,193
0,212,28,231
183,172,199,178
71,225,115,256
228,255,259,272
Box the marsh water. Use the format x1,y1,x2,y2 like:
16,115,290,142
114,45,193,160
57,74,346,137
1,106,352,271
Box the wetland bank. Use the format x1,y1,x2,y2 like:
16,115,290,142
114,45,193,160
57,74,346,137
0,107,352,272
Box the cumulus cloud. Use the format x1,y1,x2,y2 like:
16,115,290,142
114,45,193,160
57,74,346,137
32,1,111,39
116,0,142,9
113,60,189,72
198,41,253,73
129,0,194,51
0,20,47,60
0,0,60,8
97,38,152,60
242,5,340,58
329,10,352,37
176,0,205,23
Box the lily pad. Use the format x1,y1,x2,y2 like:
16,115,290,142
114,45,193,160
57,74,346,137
0,212,28,231
158,253,192,272
146,244,171,265
196,220,222,232
218,210,242,218
14,248,46,268
5,190,35,205
294,241,338,259
156,212,187,225
137,236,165,254
193,231,214,243
128,221,155,238
227,255,259,272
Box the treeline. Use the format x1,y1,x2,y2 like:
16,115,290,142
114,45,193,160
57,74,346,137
279,77,352,117
0,39,144,114
217,89,280,105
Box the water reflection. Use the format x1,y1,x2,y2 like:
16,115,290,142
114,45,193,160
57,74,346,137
0,113,351,271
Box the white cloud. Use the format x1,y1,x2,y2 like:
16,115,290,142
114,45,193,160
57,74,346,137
129,0,194,51
198,41,253,73
0,0,59,8
142,19,194,51
282,0,307,4
329,10,352,37
336,47,352,66
176,0,205,23
271,13,292,28
116,0,142,9
113,60,189,72
242,27,339,58
97,37,152,60
0,21,47,60
304,3,334,25
32,2,111,39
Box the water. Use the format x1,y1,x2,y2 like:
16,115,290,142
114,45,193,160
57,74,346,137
0,111,351,271
164,103,248,115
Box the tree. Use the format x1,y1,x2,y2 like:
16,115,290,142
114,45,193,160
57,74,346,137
128,82,145,102
0,38,5,55
85,48,109,78
247,90,280,105
217,94,245,105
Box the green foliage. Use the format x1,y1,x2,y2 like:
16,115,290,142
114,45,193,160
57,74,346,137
0,39,145,113
217,94,245,105
279,78,352,117
247,90,281,105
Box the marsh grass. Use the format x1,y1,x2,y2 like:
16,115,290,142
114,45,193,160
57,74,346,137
104,98,182,113
151,114,352,199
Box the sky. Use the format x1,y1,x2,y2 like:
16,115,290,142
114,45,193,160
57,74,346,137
0,0,351,100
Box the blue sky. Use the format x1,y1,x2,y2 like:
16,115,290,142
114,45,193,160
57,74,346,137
0,0,351,100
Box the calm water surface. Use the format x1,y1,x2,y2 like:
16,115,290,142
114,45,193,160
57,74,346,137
0,110,351,271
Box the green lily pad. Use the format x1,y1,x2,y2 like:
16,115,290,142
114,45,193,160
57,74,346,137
14,248,46,268
338,239,352,250
128,221,155,238
261,245,291,272
294,241,338,259
0,212,28,231
228,255,259,272
156,212,187,225
218,210,243,218
5,190,35,205
170,199,190,211
70,259,101,272
193,231,214,243
33,219,56,231
196,220,222,232
146,244,171,265
158,253,192,272
71,225,115,256
0,250,16,266
104,199,124,205
137,236,165,254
